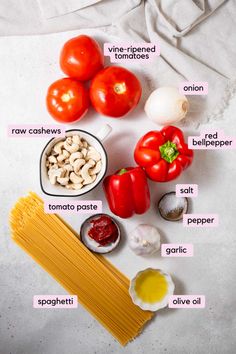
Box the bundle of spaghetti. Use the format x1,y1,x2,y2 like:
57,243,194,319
10,192,153,345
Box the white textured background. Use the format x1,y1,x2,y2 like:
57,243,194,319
0,29,235,354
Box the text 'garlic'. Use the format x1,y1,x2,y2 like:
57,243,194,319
129,224,161,256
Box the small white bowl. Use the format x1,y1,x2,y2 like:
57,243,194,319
80,214,121,254
129,268,175,311
40,125,111,197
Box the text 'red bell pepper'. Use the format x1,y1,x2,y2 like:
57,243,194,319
103,167,150,219
134,126,194,182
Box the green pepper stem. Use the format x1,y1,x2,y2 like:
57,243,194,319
118,168,128,175
159,141,179,163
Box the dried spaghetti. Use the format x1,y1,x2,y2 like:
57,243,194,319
10,192,153,345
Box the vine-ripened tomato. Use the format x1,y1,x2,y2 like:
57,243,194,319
46,78,89,123
60,35,104,81
89,66,142,118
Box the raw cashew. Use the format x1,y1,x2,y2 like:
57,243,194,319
57,177,69,186
82,140,88,148
81,160,96,184
81,148,88,159
87,159,96,167
87,146,101,162
89,160,102,175
46,134,102,190
49,164,59,170
66,136,72,144
57,150,70,162
72,135,82,145
57,161,66,168
64,141,79,153
69,172,84,184
69,152,83,165
48,167,64,185
73,159,86,174
66,183,83,190
63,164,73,177
48,155,57,164
83,175,96,185
53,141,64,155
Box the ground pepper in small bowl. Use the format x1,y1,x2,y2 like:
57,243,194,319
158,191,188,221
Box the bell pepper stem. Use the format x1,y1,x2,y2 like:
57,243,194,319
159,141,179,163
118,168,128,175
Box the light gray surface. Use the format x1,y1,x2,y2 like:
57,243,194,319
0,30,236,354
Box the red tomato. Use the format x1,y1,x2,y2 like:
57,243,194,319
60,35,104,81
46,78,89,123
89,66,142,118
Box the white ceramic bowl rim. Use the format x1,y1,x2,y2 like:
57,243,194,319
39,129,108,197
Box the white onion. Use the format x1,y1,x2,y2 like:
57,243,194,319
144,86,189,125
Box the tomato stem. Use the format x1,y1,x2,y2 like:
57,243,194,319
61,92,71,102
114,83,126,95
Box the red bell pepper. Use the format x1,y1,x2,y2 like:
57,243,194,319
103,167,150,219
134,126,193,182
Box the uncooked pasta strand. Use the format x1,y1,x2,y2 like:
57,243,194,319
10,192,153,345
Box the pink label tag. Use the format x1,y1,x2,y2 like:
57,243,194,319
44,200,102,214
161,244,193,257
188,130,236,149
169,295,205,308
179,81,208,95
183,214,219,227
176,184,198,197
8,124,65,137
33,295,78,309
104,43,160,63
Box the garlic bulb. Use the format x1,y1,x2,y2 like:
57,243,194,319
144,86,189,125
128,224,161,256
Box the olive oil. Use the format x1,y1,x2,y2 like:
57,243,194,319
134,269,168,303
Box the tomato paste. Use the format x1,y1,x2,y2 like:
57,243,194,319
88,215,119,246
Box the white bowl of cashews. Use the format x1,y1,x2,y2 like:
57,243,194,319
40,125,111,197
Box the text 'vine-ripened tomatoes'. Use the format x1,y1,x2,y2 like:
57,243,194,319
89,66,142,118
60,35,104,81
46,78,89,123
